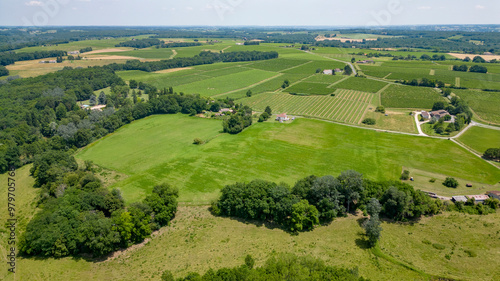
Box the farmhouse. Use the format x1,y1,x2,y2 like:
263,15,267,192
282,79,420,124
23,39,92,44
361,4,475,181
219,108,233,114
334,68,343,73
90,105,106,111
466,195,489,203
322,69,333,75
421,111,430,119
452,196,467,203
275,113,289,122
430,110,450,120
68,50,80,55
486,191,500,200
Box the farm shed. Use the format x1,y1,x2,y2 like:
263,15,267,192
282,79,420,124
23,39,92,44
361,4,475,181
452,196,467,203
421,111,430,119
487,191,500,200
219,108,233,113
323,69,333,75
275,113,289,122
466,195,489,203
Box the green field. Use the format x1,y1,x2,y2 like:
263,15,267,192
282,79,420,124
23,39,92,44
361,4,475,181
98,48,174,59
453,89,500,124
457,126,500,155
381,84,446,109
76,114,500,204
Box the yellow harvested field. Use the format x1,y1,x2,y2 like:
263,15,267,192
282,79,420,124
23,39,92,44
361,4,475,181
84,48,132,54
83,55,158,61
448,52,500,61
154,67,192,74
6,58,131,77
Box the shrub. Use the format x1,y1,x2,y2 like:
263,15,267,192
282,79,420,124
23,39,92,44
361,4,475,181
400,170,410,180
362,118,376,125
193,138,204,145
375,106,385,113
464,249,477,257
432,243,446,250
443,177,459,188
422,239,431,245
429,178,436,183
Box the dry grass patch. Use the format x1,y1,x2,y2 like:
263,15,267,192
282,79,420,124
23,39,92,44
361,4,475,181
155,67,193,74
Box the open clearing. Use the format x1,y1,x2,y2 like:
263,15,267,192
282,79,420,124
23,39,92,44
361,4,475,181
76,114,500,204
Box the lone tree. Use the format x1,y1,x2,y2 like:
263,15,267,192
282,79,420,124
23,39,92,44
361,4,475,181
344,65,352,75
363,198,382,247
443,177,459,188
98,91,106,105
246,90,252,97
89,94,97,106
264,106,272,115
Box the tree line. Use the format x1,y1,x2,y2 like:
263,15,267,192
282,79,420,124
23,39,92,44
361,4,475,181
160,253,367,281
211,171,442,233
105,50,278,72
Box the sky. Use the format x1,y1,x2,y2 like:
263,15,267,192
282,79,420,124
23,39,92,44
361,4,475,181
0,0,499,27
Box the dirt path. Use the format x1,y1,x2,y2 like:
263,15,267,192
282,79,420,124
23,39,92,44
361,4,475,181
169,49,177,59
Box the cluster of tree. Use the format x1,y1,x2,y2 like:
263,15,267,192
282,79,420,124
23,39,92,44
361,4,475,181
212,171,442,233
19,149,178,257
362,118,376,125
161,253,367,281
258,106,272,122
281,79,290,88
428,98,472,134
67,55,82,61
105,51,278,73
344,65,353,75
398,78,445,88
453,64,488,73
243,41,260,45
448,197,499,215
116,38,162,48
79,47,93,53
363,198,382,247
483,148,500,160
0,50,67,66
0,65,8,77
222,105,253,134
419,54,446,61
159,42,202,48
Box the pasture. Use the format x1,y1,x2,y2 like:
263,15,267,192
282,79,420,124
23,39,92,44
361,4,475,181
457,126,500,155
76,114,500,204
381,84,445,109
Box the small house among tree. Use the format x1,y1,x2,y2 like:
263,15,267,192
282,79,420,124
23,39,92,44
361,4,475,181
322,69,333,75
275,113,289,122
430,110,452,120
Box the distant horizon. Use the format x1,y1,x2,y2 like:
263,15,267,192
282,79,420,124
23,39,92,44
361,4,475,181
1,24,499,28
1,0,499,27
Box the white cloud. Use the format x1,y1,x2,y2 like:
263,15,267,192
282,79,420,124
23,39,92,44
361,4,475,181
417,6,431,10
475,5,485,9
25,1,43,6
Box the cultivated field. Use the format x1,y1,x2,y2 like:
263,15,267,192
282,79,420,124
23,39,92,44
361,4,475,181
453,89,500,124
242,90,372,123
457,126,500,155
76,114,500,204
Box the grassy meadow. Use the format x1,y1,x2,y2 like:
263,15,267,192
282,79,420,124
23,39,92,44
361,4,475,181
76,114,500,204
457,126,500,155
